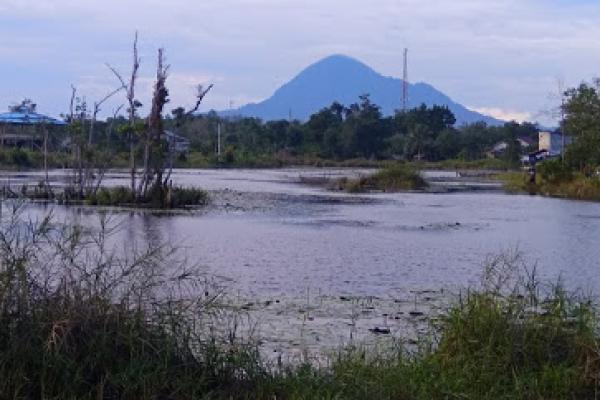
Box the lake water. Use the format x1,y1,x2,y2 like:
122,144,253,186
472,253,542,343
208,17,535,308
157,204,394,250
5,168,600,359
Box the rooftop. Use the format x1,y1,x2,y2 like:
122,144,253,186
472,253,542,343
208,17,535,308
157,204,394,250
0,101,66,125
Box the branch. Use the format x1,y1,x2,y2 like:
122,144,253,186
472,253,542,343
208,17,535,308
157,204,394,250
106,63,127,89
185,84,214,116
69,85,77,122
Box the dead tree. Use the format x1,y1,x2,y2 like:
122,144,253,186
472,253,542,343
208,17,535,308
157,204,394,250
185,84,213,117
89,85,125,145
138,48,170,199
163,84,213,186
108,32,140,195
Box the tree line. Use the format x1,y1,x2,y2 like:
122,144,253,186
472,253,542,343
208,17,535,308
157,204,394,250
165,96,539,165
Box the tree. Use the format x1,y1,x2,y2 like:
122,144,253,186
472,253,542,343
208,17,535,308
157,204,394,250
108,32,142,195
563,80,600,169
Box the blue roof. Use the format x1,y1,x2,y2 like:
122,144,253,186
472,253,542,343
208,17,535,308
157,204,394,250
0,111,66,125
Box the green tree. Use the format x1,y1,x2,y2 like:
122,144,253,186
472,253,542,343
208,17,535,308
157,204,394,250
563,80,600,169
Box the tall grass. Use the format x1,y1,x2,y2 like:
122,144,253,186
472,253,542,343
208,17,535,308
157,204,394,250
0,205,598,399
497,170,600,201
0,203,260,399
333,164,428,193
258,252,600,399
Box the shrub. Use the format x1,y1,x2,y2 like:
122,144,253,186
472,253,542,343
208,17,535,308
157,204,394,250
9,147,32,168
84,186,208,209
334,164,427,193
0,207,261,399
538,158,573,183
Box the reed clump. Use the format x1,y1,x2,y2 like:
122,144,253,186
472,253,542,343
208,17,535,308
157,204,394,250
332,164,427,193
258,253,600,399
1,205,599,399
0,204,260,399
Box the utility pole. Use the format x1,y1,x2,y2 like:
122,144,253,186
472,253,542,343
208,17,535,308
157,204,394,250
558,79,566,164
217,122,222,161
402,48,409,112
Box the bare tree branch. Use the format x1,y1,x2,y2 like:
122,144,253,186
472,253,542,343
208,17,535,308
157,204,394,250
185,84,214,117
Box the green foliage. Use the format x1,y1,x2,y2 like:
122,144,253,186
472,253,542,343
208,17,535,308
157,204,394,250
0,208,261,400
0,97,540,170
563,80,600,170
256,255,600,399
8,147,32,167
86,186,136,206
334,164,427,193
85,186,208,209
163,98,537,166
1,210,599,399
538,158,573,183
168,186,209,208
497,169,600,201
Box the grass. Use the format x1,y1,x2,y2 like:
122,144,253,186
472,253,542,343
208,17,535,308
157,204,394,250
496,170,600,201
418,157,515,171
332,164,428,193
83,185,209,208
1,207,599,399
259,253,600,399
0,205,260,399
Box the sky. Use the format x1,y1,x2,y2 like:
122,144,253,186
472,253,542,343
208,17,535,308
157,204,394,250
1,0,599,125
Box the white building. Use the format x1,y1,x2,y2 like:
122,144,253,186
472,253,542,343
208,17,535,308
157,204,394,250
538,131,572,156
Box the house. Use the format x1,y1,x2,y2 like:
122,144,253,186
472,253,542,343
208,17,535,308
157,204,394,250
486,138,534,158
164,130,190,154
0,100,65,149
538,131,572,156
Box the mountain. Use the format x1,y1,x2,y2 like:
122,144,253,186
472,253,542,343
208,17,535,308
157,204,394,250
223,54,502,126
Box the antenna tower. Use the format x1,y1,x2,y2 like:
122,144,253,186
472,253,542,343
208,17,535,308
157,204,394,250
402,48,409,112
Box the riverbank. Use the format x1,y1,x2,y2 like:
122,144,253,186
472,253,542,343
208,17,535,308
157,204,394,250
1,211,597,399
498,171,600,202
0,148,515,171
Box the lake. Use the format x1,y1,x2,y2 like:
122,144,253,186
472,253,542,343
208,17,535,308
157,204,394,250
4,167,600,360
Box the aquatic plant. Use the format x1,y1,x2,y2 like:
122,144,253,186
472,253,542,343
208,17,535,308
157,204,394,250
333,164,428,193
1,205,598,399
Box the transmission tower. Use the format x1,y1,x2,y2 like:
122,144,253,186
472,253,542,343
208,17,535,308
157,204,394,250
402,48,409,112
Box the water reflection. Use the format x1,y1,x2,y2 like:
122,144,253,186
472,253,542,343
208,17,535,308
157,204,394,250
3,168,600,299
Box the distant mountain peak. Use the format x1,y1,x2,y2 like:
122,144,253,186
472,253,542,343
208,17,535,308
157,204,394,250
223,55,502,126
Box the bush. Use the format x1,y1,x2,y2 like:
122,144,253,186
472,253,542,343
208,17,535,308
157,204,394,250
538,158,573,183
0,208,261,399
87,186,136,206
84,186,208,209
262,254,600,399
9,147,32,168
168,186,209,208
333,164,427,193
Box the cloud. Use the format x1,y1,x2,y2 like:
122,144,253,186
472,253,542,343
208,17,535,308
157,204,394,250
1,0,599,124
469,107,532,123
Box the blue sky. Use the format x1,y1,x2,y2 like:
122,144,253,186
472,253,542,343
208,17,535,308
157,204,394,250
1,0,599,125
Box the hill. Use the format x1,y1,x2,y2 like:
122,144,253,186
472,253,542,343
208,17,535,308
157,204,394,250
222,54,502,126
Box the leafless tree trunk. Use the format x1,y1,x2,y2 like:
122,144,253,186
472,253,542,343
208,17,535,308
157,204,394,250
89,86,124,146
69,85,78,191
108,32,140,197
185,84,214,117
139,48,169,199
43,125,49,190
163,84,213,186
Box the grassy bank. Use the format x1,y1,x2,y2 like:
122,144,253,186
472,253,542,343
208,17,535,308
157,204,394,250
332,164,428,193
14,184,209,209
0,148,515,171
1,208,599,399
84,186,209,208
497,171,600,201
